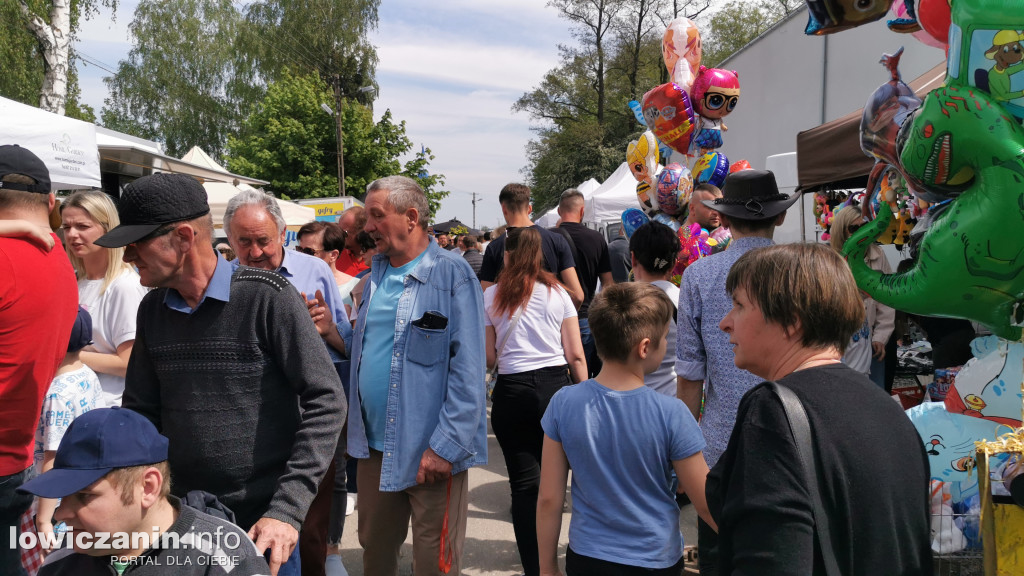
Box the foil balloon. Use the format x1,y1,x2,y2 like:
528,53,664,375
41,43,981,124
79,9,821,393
844,83,1024,340
860,48,921,167
641,83,697,156
621,208,650,238
889,0,946,49
628,100,647,127
729,159,752,173
692,151,730,188
652,212,682,232
944,336,1024,428
626,131,659,185
690,67,740,151
804,0,895,35
662,18,702,91
906,401,1001,486
655,163,693,217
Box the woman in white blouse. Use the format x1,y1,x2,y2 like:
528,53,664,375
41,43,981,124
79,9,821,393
60,191,148,406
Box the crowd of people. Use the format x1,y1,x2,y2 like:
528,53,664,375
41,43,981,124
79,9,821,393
0,142,937,576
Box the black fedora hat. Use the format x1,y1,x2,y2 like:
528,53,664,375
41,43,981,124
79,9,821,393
702,169,798,221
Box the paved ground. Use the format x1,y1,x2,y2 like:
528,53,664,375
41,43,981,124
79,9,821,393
333,407,699,575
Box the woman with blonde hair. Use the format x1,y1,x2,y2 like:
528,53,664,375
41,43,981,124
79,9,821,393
485,226,586,576
828,204,895,388
60,190,147,406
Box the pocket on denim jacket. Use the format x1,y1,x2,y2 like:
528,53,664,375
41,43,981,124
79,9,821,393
407,325,447,366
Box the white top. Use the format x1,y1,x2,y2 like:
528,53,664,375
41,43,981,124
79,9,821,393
35,366,105,470
485,282,577,375
645,280,680,396
78,269,148,406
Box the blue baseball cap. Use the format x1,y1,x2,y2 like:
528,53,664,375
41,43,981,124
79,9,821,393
19,407,169,498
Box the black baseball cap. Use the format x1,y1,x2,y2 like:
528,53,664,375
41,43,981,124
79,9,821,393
0,145,51,193
18,407,169,498
95,173,210,248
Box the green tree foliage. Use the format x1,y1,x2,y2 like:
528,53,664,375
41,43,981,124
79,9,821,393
1,0,108,118
226,71,448,217
241,0,379,97
100,0,259,159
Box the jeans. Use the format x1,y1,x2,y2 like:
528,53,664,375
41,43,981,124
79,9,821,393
267,542,301,576
869,354,886,390
566,546,685,576
578,317,601,378
490,365,571,576
1,468,33,576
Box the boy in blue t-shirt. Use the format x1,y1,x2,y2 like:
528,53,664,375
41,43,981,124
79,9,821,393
538,283,717,576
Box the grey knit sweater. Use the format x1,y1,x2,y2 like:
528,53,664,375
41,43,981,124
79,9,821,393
124,267,346,531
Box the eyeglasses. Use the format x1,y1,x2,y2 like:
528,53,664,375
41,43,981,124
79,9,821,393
296,246,324,257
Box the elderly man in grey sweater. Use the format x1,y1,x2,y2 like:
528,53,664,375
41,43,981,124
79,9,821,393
95,174,345,576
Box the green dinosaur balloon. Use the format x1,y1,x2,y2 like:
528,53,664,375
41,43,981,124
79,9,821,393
843,84,1024,339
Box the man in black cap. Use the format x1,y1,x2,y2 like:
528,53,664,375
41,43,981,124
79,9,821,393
0,144,79,576
673,169,797,576
19,407,271,575
94,173,345,576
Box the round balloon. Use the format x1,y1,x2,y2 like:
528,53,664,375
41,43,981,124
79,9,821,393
621,208,650,238
917,0,951,48
692,151,730,188
656,163,694,216
641,83,697,156
729,159,752,173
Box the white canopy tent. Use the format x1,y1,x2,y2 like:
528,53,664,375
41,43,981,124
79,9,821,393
0,96,101,191
533,177,602,227
181,147,315,230
584,162,641,225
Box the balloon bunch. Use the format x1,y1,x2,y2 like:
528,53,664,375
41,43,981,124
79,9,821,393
620,16,743,275
670,223,720,282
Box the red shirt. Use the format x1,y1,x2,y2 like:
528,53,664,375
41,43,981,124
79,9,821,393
336,249,368,277
0,235,78,475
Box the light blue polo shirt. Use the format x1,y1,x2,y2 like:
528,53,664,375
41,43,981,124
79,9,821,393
359,251,426,451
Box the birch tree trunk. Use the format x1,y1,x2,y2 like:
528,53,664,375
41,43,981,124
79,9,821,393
20,0,72,115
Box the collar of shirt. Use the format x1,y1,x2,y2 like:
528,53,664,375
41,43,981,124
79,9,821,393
164,254,233,313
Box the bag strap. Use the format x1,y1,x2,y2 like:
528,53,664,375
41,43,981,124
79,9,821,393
766,381,841,576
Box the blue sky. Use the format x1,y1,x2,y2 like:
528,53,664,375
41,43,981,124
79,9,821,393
74,0,575,229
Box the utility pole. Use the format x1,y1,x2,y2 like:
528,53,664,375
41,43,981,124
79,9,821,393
471,192,478,229
332,74,346,197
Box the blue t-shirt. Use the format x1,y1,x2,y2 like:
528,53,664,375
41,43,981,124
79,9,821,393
359,251,426,451
541,379,705,569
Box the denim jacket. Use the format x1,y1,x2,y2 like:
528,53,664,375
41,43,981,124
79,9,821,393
347,240,488,491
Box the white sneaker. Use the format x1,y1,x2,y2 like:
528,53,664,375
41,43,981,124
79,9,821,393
346,494,357,516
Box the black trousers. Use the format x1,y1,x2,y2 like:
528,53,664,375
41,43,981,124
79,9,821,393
698,517,719,576
566,546,684,576
490,365,571,576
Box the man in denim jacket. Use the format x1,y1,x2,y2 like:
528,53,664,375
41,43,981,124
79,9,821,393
348,175,487,576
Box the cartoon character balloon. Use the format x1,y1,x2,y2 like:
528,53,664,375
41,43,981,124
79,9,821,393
690,67,740,151
662,18,702,91
655,163,694,217
804,0,895,35
627,132,659,184
641,83,697,156
692,151,730,188
944,336,1024,428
